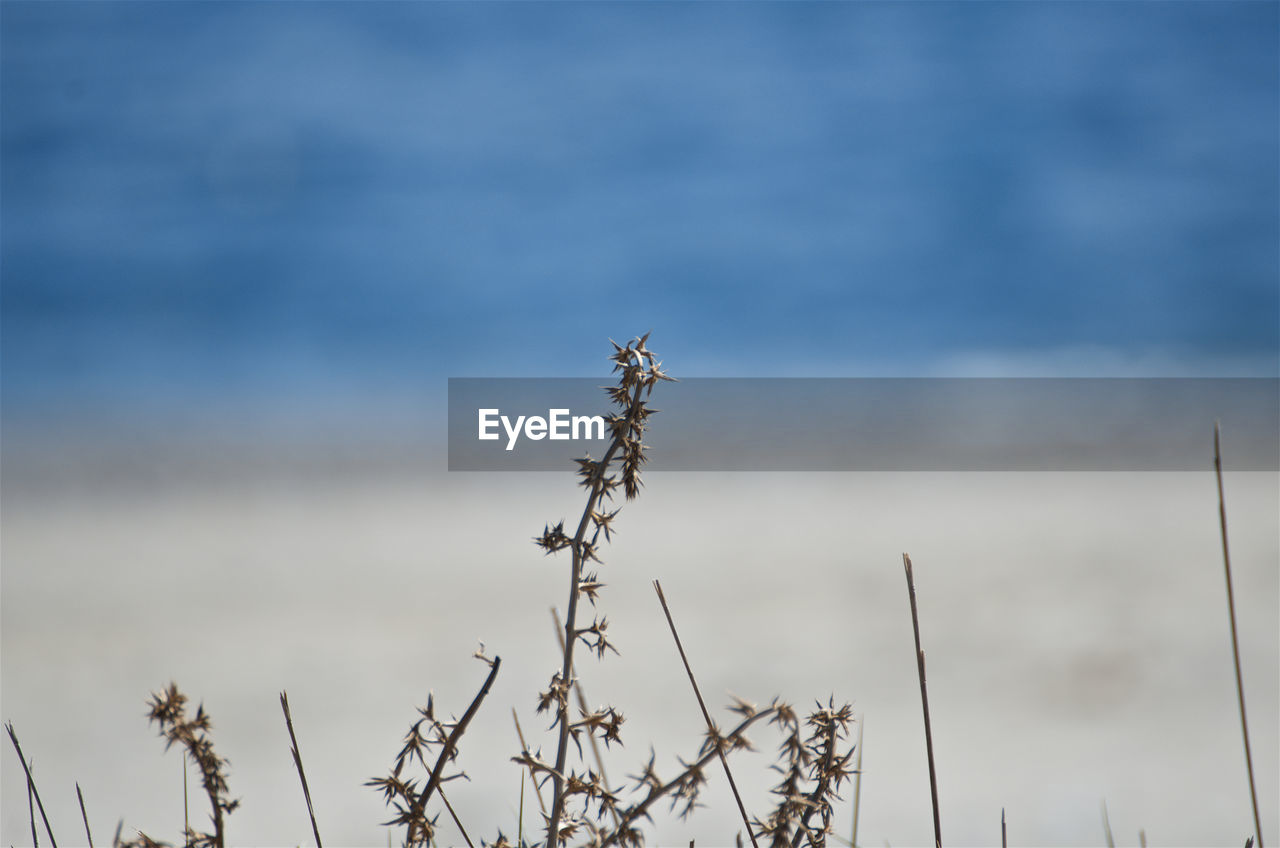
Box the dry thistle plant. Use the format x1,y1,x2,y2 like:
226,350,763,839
118,682,238,848
751,700,856,847
522,332,674,844
508,335,858,847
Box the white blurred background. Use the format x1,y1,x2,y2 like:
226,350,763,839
3,448,1276,845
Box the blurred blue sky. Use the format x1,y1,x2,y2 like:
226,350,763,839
3,1,1277,419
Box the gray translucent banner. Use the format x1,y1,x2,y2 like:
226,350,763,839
448,378,1278,471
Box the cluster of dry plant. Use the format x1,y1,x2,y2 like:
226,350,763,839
3,336,1267,848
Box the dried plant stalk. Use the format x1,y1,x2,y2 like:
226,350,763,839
653,579,758,847
280,692,323,848
902,554,941,848
77,782,94,848
6,723,57,848
1214,423,1265,848
538,333,673,845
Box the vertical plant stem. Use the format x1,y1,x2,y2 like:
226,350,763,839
6,722,57,848
546,382,640,844
182,755,191,848
77,782,95,847
1215,422,1264,848
1000,808,1006,848
851,717,864,848
512,708,548,816
902,554,941,848
653,580,760,848
1101,800,1114,848
280,692,323,848
551,606,621,828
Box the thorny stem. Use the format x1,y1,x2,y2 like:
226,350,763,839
553,606,622,829
546,378,643,845
408,656,502,845
599,707,779,847
791,717,838,847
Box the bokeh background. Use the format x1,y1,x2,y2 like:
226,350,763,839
3,2,1277,846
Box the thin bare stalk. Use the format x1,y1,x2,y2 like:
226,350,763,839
652,580,759,848
850,717,863,848
408,656,501,844
6,722,58,848
1215,423,1265,848
437,785,475,848
280,691,323,848
1101,800,1114,848
512,708,548,816
77,782,95,847
902,554,941,848
182,756,189,848
552,606,621,829
28,765,39,848
1000,808,1006,848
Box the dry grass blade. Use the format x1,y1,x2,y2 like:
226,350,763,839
902,554,941,848
1214,423,1265,848
280,691,323,848
6,722,58,848
652,580,759,848
78,782,95,847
